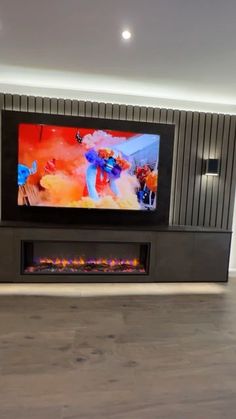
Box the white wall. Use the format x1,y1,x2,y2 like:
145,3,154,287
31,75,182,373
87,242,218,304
230,189,236,274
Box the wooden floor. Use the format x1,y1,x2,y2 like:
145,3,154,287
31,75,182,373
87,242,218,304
0,281,236,419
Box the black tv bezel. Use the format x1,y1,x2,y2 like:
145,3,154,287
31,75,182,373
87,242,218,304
1,110,175,226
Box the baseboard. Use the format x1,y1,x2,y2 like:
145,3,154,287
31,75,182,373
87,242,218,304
229,269,236,277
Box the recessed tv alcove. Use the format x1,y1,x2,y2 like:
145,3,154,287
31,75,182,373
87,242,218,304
1,110,175,226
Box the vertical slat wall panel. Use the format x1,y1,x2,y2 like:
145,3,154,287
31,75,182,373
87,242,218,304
13,95,20,111
133,106,140,121
204,113,218,226
42,97,50,114
216,115,231,228
222,116,236,229
4,94,13,110
227,123,236,229
50,98,58,114
127,105,134,121
119,104,127,120
35,97,43,113
190,113,206,225
185,112,199,225
92,102,99,118
72,100,78,116
169,110,180,224
179,112,193,225
112,104,119,119
105,103,113,119
173,111,187,224
98,103,106,118
85,101,92,117
20,95,28,111
198,113,212,226
0,93,236,229
210,114,224,227
65,99,72,115
57,99,65,115
147,107,154,123
78,101,85,116
160,109,167,123
28,96,36,112
153,108,161,122
140,107,147,122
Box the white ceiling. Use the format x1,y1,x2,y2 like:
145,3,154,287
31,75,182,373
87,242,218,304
1,0,236,113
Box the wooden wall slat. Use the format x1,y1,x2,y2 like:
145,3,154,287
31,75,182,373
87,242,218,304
140,107,147,122
222,117,236,229
35,97,43,113
57,99,65,115
28,96,36,112
174,111,187,224
185,112,199,225
191,113,206,226
50,98,58,114
98,103,106,118
210,114,224,227
179,111,193,225
227,123,236,229
20,95,28,111
119,105,127,120
1,93,236,230
78,101,85,116
216,115,231,228
153,108,160,123
133,106,140,121
160,109,167,123
105,103,112,119
4,94,13,110
112,104,119,119
166,109,174,124
72,100,78,116
127,105,134,121
198,113,212,226
147,107,154,123
65,99,72,115
169,110,180,224
13,95,20,111
85,101,92,117
92,102,99,118
42,97,50,114
204,113,218,226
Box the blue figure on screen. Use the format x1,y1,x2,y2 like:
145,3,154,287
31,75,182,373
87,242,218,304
84,148,127,201
18,161,37,186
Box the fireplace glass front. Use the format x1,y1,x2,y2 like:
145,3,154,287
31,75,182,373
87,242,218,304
22,241,150,275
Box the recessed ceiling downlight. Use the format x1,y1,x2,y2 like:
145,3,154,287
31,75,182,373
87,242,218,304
122,30,132,40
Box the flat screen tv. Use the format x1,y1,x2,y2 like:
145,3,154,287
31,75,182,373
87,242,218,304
1,111,174,226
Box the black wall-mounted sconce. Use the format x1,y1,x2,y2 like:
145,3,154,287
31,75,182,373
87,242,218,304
203,159,220,176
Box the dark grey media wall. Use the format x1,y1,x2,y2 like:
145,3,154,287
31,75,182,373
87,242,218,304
0,92,234,283
0,225,231,283
0,93,236,229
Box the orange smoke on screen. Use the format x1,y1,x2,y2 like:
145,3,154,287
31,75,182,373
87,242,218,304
18,124,140,208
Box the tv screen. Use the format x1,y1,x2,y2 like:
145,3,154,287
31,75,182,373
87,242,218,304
2,111,174,225
18,123,160,211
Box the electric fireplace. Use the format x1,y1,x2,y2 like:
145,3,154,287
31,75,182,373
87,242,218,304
22,241,150,275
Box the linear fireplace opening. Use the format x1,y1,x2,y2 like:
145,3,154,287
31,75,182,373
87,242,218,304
22,241,150,275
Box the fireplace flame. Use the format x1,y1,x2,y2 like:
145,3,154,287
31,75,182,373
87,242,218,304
37,257,141,267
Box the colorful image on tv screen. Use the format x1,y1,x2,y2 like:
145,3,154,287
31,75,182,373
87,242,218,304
17,124,160,211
